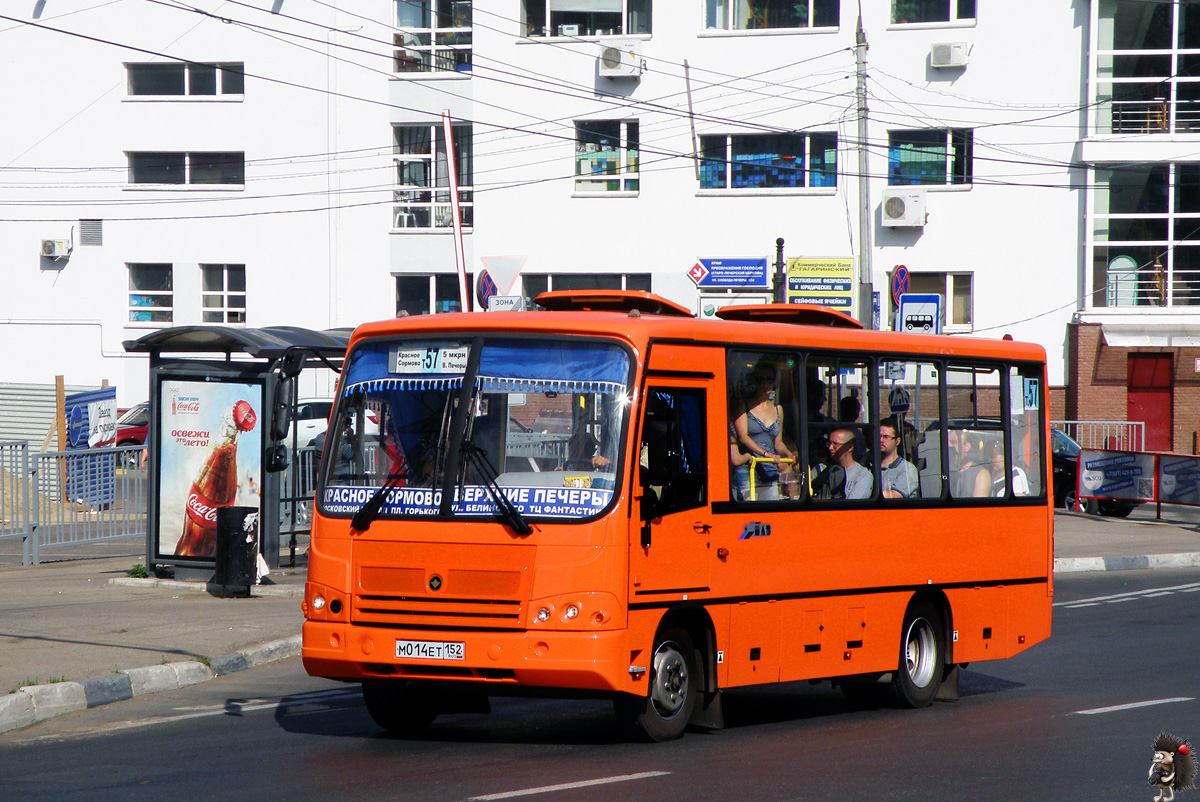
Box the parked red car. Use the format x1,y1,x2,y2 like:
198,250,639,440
115,402,149,447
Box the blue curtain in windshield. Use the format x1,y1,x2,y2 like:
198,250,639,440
478,341,628,393
343,340,628,393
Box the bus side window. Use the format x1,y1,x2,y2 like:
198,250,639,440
1009,365,1044,498
641,388,707,518
882,360,940,499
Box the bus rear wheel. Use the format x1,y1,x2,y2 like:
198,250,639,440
613,628,698,742
361,679,438,735
886,602,944,708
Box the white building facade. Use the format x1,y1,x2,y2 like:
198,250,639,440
11,1,1189,447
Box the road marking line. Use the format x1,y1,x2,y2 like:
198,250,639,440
467,772,671,801
104,690,361,732
1073,698,1194,716
1053,581,1200,608
1145,592,1175,597
1063,602,1102,609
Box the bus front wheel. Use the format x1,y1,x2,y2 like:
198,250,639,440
361,679,438,735
887,602,944,708
613,628,698,742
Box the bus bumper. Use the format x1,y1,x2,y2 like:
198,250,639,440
302,621,636,694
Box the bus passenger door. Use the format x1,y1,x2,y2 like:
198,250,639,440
632,384,712,600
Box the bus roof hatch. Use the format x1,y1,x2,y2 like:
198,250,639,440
714,303,864,329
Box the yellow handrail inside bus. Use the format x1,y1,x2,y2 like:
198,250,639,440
748,456,794,501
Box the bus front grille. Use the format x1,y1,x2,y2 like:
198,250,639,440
352,594,524,628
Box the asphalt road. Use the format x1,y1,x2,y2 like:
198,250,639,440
3,568,1199,802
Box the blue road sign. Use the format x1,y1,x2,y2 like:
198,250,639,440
897,293,941,334
692,258,768,288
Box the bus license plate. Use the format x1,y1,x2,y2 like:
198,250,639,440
395,639,465,661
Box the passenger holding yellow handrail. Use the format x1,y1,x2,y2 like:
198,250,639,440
733,362,795,501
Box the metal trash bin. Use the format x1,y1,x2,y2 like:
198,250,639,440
214,506,259,595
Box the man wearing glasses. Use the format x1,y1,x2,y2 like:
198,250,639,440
879,418,918,499
825,428,873,499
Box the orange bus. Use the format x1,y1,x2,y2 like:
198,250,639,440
302,290,1053,741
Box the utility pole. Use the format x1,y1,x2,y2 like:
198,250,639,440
855,8,874,328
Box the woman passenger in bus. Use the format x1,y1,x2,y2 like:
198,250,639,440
729,422,753,501
986,437,1030,497
947,429,992,497
733,363,795,501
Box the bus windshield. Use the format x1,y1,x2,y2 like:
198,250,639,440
318,336,631,524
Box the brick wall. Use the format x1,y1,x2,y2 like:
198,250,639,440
1067,322,1200,454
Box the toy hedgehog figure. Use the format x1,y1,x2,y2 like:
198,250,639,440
1150,732,1196,802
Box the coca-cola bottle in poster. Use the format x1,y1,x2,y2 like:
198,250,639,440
174,400,257,558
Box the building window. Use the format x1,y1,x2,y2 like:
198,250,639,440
522,273,652,307
523,0,651,37
575,120,639,193
887,129,972,186
1094,1,1200,134
394,1,472,74
127,152,245,185
127,63,244,96
1091,162,1200,308
396,273,474,315
905,272,973,329
128,263,173,324
699,132,837,189
892,0,974,24
202,264,246,324
704,0,838,30
393,124,473,229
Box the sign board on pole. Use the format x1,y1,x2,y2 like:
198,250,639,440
896,293,942,334
689,258,769,288
487,295,523,312
785,257,855,311
890,265,910,307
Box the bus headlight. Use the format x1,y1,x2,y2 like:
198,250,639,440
526,592,622,629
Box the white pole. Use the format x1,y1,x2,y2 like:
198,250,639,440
442,110,471,311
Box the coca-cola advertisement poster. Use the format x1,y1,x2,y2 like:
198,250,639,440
155,379,263,561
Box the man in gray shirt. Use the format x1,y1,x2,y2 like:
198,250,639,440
827,428,873,499
879,419,918,498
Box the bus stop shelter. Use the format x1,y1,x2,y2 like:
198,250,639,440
124,326,350,578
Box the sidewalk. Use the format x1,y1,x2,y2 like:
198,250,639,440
2,507,1200,735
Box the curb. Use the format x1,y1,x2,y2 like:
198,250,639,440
108,576,303,598
1054,551,1200,574
0,635,301,735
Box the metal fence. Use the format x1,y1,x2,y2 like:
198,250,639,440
0,443,147,565
1051,420,1145,452
0,442,321,567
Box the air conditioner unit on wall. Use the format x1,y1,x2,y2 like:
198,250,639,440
930,42,969,68
40,239,72,258
881,188,927,228
599,40,642,78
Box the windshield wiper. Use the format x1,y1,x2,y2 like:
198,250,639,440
460,442,533,536
350,468,408,533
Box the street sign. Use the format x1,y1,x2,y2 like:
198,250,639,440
890,265,910,306
785,257,855,310
487,295,523,312
690,258,768,288
888,385,911,413
896,293,941,334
